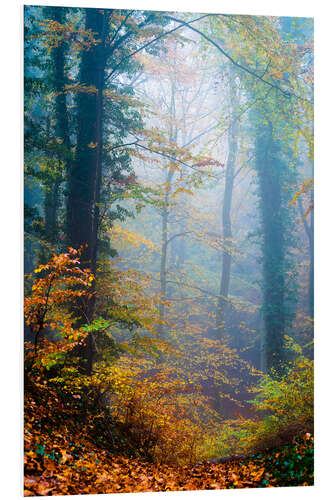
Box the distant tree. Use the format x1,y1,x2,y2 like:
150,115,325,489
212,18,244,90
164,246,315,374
215,72,240,341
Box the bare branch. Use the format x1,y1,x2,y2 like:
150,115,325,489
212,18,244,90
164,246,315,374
166,231,193,246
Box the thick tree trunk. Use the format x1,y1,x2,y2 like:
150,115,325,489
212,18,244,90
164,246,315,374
256,119,286,374
67,9,106,273
66,9,107,374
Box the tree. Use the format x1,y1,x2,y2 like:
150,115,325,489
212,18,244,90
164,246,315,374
215,72,240,341
134,41,223,338
64,9,180,370
41,7,71,255
254,111,291,374
66,8,106,277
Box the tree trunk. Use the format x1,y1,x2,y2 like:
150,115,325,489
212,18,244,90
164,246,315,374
66,9,107,374
159,167,175,338
51,7,70,152
158,81,178,338
256,119,286,374
298,196,314,318
42,7,70,252
215,77,239,341
67,9,106,273
309,207,314,318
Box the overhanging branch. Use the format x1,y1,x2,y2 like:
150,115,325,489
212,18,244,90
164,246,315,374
105,14,212,83
164,15,297,99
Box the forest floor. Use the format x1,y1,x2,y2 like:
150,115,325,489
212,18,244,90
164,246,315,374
24,445,314,496
24,385,314,496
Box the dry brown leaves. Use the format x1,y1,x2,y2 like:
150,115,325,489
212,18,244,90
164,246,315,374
25,443,275,496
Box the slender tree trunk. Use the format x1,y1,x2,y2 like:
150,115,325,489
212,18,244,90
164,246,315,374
215,77,239,341
298,197,314,318
40,116,59,264
213,75,239,414
44,180,60,245
42,7,70,252
159,167,175,337
52,7,70,247
52,7,70,152
305,207,314,320
158,81,178,338
159,205,168,337
309,207,314,318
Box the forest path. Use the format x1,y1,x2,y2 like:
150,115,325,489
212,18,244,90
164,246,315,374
24,439,313,496
24,453,269,495
24,387,313,496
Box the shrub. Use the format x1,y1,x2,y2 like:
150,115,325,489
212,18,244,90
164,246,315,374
101,356,220,465
203,344,313,459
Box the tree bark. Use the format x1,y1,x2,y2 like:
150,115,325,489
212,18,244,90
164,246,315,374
256,119,286,374
51,7,70,152
42,6,70,253
158,81,178,338
67,9,106,274
298,196,314,318
159,167,175,338
66,9,107,374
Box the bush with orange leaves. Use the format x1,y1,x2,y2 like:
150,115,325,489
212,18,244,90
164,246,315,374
24,247,95,375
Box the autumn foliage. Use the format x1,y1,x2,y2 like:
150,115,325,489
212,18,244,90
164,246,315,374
24,249,314,495
24,248,95,377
